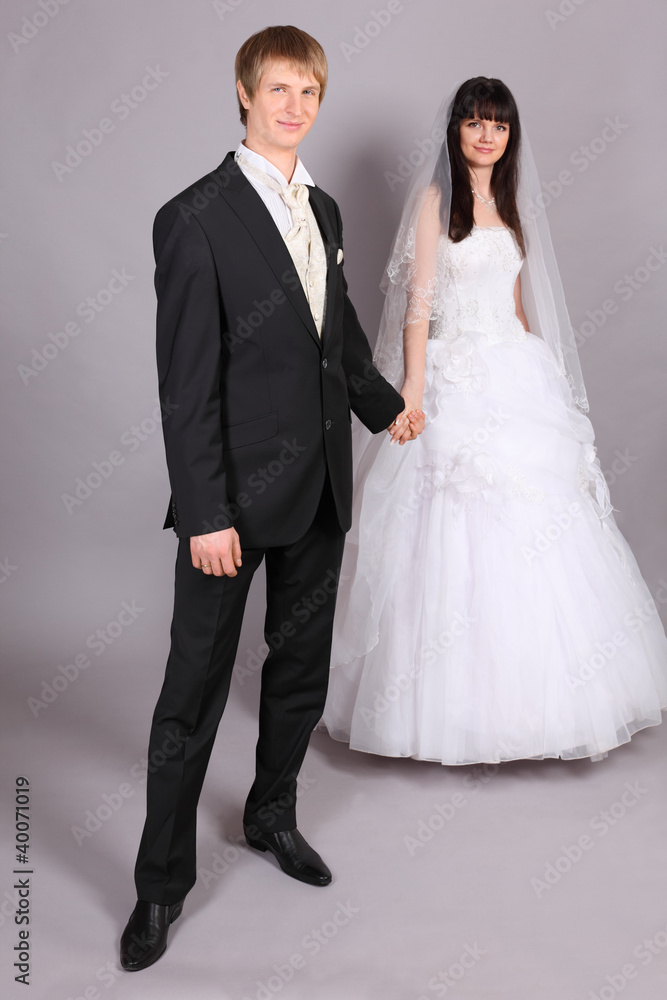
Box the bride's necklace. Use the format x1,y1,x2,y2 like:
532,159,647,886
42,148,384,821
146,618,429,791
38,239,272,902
472,187,497,211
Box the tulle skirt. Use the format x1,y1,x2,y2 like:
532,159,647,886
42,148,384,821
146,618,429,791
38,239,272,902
322,331,667,764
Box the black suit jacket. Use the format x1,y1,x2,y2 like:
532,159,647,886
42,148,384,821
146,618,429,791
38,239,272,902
154,151,403,548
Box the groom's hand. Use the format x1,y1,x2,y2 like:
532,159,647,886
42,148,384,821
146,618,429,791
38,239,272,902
191,528,242,576
387,410,411,444
388,405,425,444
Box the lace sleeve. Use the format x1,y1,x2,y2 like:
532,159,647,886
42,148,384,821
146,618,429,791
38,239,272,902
406,188,442,326
384,188,443,327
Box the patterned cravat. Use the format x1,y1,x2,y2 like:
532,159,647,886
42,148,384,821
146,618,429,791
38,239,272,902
237,152,327,336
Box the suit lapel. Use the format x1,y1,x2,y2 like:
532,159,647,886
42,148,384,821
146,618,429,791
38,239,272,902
214,154,322,349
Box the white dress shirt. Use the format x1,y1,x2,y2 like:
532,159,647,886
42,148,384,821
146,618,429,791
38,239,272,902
234,143,315,238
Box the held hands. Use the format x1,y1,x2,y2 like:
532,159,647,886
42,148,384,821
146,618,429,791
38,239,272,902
387,389,425,444
191,527,242,576
387,407,425,444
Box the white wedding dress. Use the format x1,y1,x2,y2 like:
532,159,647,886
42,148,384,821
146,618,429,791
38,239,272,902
323,225,667,764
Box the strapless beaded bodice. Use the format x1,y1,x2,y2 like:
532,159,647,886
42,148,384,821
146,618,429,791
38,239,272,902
428,226,527,345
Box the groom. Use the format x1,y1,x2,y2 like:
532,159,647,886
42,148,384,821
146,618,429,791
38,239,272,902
120,25,423,971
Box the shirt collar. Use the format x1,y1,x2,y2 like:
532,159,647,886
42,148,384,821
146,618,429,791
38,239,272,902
235,142,314,188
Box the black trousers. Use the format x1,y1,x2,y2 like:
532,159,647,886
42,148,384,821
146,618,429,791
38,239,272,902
134,481,345,904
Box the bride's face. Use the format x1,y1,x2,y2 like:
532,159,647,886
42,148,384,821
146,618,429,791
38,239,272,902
459,115,510,172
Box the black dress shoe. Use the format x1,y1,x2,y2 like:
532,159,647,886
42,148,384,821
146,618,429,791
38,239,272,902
244,827,332,886
120,899,184,972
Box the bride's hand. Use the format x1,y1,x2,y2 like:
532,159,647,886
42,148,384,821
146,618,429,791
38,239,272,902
406,407,425,439
388,403,424,444
397,382,425,442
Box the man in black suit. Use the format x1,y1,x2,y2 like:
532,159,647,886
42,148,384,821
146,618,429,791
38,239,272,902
120,25,423,971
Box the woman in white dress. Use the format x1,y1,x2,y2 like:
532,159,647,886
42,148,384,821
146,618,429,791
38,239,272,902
322,78,667,764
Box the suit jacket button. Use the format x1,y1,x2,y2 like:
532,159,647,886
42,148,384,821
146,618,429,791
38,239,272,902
325,419,332,430
322,358,328,369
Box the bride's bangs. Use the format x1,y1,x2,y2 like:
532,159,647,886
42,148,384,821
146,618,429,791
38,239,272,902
456,79,518,127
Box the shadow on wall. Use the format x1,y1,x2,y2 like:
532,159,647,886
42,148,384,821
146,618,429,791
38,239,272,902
327,137,409,350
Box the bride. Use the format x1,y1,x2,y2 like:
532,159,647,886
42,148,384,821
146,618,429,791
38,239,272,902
322,77,667,764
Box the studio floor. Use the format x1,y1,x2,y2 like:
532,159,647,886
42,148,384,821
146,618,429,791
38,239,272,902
4,650,667,1000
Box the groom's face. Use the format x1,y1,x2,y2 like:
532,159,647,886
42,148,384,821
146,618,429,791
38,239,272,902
238,59,321,158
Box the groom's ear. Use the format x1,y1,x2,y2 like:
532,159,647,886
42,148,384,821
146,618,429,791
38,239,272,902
237,79,251,114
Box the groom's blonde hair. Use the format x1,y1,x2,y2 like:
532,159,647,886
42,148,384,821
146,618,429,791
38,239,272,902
235,25,328,126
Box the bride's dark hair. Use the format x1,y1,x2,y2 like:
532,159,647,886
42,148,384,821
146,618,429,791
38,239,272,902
435,77,525,255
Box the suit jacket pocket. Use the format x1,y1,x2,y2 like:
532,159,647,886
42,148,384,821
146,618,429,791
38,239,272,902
222,411,278,451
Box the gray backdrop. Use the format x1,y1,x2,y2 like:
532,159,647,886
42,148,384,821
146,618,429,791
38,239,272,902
2,1,666,998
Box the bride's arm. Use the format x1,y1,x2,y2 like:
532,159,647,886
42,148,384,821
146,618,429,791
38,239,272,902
514,273,530,332
402,321,428,412
401,188,442,413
